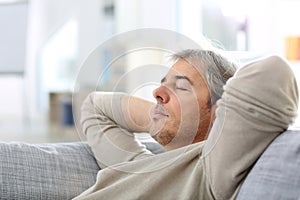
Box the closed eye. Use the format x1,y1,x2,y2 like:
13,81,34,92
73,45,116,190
175,87,189,91
175,77,192,91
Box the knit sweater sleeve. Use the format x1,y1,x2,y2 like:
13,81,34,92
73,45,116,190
202,56,299,199
80,92,153,169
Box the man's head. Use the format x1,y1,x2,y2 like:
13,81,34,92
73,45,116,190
149,49,237,150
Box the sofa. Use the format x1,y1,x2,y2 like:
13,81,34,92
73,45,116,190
0,129,299,199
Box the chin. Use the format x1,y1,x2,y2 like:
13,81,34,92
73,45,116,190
149,122,163,137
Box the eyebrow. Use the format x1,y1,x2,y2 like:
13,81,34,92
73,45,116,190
160,75,194,85
160,77,166,83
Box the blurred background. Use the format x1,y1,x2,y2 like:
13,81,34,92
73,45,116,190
0,0,299,143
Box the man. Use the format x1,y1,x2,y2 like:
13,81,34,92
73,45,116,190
75,55,298,199
80,49,237,168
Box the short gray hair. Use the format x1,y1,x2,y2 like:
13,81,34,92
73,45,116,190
171,49,237,106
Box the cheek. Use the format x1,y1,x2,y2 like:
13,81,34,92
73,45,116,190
182,103,200,122
175,95,200,125
182,93,200,111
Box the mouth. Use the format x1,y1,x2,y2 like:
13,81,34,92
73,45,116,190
152,105,169,120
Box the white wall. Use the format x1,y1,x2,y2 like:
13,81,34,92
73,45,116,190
0,3,27,120
26,0,104,118
246,0,300,57
0,3,27,73
115,0,203,43
115,0,178,33
247,0,281,55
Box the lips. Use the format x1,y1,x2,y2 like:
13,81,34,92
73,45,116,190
152,105,169,120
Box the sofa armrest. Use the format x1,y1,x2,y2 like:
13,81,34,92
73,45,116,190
0,142,100,199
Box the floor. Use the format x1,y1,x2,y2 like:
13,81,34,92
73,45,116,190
0,115,80,143
0,113,155,144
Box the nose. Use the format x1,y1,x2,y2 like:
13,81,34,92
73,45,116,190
153,85,170,104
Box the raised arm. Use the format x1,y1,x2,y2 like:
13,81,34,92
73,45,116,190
81,92,155,169
120,94,154,133
202,56,299,199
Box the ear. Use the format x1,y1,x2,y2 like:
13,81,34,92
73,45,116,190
199,103,218,141
205,103,217,136
210,103,217,123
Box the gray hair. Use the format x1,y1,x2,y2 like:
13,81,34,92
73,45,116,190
171,49,237,106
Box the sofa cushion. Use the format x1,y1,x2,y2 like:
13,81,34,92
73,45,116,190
0,141,163,199
0,142,100,200
237,129,300,199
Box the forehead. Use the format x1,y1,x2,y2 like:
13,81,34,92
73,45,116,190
167,59,205,83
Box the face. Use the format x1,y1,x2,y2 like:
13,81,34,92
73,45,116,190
150,59,213,150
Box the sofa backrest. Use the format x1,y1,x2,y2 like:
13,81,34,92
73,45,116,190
0,141,163,199
1,130,299,199
237,129,300,199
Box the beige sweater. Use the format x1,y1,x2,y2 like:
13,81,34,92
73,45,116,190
75,56,298,200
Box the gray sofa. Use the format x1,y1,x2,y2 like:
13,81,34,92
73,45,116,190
0,129,299,199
